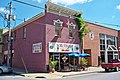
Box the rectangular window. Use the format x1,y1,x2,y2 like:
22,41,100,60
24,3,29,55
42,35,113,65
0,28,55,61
23,27,27,39
55,23,61,37
69,25,73,38
99,34,105,38
13,31,16,41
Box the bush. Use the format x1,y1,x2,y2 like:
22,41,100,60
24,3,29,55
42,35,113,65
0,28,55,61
49,58,57,68
81,58,88,66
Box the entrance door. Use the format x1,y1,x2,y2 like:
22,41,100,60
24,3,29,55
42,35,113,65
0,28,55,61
84,49,91,66
108,52,113,63
50,53,60,71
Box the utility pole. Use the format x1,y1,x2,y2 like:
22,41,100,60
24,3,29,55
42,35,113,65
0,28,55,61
6,1,16,67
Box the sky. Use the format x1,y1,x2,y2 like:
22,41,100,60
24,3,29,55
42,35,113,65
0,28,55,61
0,0,120,30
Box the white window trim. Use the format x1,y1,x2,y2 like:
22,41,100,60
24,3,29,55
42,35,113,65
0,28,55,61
53,19,63,26
68,22,76,29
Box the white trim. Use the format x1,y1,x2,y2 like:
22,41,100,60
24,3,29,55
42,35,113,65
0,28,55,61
46,1,82,16
68,22,76,29
53,19,63,26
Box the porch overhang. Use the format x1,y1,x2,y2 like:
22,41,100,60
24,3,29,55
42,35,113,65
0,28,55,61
46,1,82,16
107,45,118,52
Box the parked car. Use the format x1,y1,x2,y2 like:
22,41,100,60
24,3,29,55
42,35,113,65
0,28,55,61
0,66,13,74
101,59,120,72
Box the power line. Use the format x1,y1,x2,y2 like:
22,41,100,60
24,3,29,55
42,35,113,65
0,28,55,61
0,13,4,19
12,0,45,9
84,19,120,28
12,0,120,29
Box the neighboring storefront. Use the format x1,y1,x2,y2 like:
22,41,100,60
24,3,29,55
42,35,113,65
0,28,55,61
84,22,118,66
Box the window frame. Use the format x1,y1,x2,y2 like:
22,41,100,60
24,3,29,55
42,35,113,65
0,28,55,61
23,26,27,39
53,19,63,37
68,22,76,38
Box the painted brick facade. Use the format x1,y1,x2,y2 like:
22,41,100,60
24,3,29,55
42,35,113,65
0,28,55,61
2,12,80,72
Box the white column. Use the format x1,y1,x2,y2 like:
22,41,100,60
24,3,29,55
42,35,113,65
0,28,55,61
113,52,115,59
105,35,108,63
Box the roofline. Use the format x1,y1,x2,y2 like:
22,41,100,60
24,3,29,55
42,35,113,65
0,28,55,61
86,21,118,31
46,1,82,16
13,12,45,31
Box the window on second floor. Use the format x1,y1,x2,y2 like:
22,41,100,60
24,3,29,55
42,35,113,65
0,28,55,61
68,22,75,38
23,27,27,39
53,19,63,37
13,31,16,41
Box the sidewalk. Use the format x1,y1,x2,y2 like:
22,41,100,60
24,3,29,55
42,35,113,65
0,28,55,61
13,67,104,79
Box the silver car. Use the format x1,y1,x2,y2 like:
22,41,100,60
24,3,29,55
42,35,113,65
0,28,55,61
0,66,13,74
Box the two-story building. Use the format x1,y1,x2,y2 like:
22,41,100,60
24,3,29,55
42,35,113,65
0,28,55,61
3,1,81,72
2,1,120,72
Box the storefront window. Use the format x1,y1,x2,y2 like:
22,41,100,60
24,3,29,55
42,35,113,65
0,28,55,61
100,45,105,50
106,35,115,46
99,34,105,39
100,35,105,51
100,52,105,63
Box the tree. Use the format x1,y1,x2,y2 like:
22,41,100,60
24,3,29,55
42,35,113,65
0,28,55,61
74,14,91,52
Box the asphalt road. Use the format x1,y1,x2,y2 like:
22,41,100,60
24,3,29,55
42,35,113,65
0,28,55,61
52,71,120,80
0,71,120,80
0,73,45,80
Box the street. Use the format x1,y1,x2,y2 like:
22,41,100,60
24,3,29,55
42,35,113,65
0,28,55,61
0,73,45,80
0,71,120,80
52,71,120,80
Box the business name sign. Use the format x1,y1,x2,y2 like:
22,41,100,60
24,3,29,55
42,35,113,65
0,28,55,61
32,42,42,53
49,42,79,53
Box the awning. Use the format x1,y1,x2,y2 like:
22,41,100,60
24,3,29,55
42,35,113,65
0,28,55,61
79,53,90,57
107,45,118,52
68,52,79,57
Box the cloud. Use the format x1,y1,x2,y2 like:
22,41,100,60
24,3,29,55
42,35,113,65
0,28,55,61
0,7,9,14
116,4,120,10
32,0,42,3
112,15,115,19
51,0,92,5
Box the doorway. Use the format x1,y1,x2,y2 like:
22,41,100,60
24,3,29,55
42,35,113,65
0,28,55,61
50,53,69,71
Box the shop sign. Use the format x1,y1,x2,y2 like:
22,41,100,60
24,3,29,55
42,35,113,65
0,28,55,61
49,42,79,53
32,42,42,53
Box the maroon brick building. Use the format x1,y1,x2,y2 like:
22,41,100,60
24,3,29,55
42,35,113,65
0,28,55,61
2,1,120,72
3,1,81,72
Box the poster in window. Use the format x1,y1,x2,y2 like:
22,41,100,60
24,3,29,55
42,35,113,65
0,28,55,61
32,42,42,53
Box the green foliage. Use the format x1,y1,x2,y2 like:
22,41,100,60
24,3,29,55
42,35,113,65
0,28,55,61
74,14,91,47
0,29,3,34
81,58,88,66
49,58,57,68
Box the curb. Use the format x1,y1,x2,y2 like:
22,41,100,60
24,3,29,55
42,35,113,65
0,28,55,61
13,69,104,79
62,71,103,77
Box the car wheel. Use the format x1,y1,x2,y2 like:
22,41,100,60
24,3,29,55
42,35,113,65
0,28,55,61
0,69,3,74
115,67,119,72
105,68,109,72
